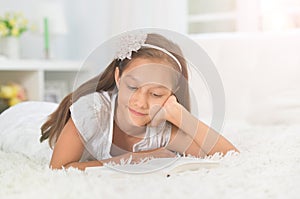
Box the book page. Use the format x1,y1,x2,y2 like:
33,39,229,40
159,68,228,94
85,157,219,176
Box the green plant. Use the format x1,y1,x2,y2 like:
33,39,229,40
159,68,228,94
0,12,28,37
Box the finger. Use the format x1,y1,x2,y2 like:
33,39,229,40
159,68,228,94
168,95,178,103
163,95,177,107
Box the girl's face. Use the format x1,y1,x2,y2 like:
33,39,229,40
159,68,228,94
115,58,178,127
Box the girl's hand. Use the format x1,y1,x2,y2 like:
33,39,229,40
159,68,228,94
149,95,182,127
101,148,177,165
144,147,177,159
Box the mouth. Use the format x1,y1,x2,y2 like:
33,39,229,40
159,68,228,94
128,107,148,117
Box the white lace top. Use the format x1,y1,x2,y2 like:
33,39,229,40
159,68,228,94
69,91,172,162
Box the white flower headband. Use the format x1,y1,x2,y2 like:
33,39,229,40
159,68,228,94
114,33,182,71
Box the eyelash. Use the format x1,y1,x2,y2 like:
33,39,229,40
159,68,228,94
127,85,138,90
127,84,164,97
151,92,163,98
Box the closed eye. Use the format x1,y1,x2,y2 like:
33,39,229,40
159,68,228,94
127,85,138,90
151,92,163,98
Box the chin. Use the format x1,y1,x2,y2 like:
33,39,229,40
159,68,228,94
130,118,149,127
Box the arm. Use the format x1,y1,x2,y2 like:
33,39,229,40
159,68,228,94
166,125,206,157
65,147,176,171
50,118,175,171
159,96,239,156
49,118,99,170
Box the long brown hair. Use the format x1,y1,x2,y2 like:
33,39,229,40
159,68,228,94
40,33,190,148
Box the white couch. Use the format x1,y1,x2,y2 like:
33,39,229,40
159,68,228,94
192,31,300,125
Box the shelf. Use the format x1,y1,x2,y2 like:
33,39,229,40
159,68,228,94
0,59,81,102
0,59,81,71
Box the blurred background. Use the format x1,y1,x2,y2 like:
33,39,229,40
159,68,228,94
0,0,300,126
0,0,299,60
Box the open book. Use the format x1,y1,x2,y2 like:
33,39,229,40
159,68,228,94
85,157,219,177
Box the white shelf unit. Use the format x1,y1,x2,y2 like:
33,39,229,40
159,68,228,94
0,59,81,102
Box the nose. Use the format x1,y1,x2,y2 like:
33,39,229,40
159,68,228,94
130,89,148,109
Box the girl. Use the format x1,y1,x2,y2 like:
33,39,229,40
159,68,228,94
40,33,238,170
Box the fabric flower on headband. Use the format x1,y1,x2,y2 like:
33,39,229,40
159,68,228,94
115,32,147,60
114,32,183,71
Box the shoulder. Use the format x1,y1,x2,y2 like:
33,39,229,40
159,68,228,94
69,91,115,142
70,91,114,113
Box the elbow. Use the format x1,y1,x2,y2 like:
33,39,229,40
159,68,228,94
234,147,240,153
49,161,75,170
207,145,240,157
228,144,240,154
49,162,65,170
223,146,240,156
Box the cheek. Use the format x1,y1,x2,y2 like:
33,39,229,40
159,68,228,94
118,85,139,108
118,86,131,105
148,96,169,108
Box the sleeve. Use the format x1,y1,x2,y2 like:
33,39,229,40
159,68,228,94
69,92,110,142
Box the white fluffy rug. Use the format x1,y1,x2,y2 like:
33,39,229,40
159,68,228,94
0,102,300,199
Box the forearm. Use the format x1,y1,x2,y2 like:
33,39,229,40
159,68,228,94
168,105,239,155
63,153,134,171
194,120,239,155
64,160,103,171
63,148,175,171
165,129,207,157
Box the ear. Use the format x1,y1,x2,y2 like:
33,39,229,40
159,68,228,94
114,67,121,88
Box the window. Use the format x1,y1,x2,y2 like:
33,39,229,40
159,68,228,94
260,0,300,31
187,0,300,34
188,0,237,34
